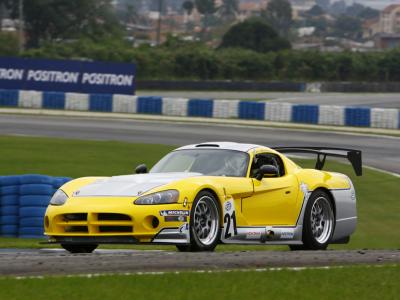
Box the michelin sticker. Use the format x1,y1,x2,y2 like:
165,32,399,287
222,198,237,241
160,210,189,217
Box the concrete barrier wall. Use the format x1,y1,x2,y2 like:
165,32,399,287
137,81,400,93
0,89,399,129
138,80,306,91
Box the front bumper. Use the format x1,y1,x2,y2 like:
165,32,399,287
44,196,190,244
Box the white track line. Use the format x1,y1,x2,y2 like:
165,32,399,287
4,264,398,280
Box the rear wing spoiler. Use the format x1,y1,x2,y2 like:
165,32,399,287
272,147,362,176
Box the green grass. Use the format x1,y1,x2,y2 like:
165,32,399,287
0,265,399,300
0,135,399,250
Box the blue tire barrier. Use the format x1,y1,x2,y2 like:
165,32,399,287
0,185,19,196
89,94,113,112
0,89,19,107
239,101,265,120
19,195,52,207
19,184,55,196
19,235,46,239
1,225,18,236
19,207,47,218
0,176,20,186
345,107,371,127
137,96,162,114
292,105,319,124
19,174,54,185
1,215,19,225
0,195,19,206
42,92,66,109
1,206,19,216
188,99,214,118
53,177,72,189
0,175,75,238
19,217,44,228
18,227,45,238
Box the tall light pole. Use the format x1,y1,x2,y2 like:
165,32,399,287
18,0,24,53
156,0,162,45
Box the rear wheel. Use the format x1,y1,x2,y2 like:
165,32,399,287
61,244,98,253
291,190,335,251
177,191,221,252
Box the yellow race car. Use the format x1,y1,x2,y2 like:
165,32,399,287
44,142,362,253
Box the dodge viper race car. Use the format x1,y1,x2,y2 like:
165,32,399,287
44,142,362,253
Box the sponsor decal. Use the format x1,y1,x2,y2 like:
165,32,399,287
164,216,187,222
224,201,232,212
160,210,189,217
300,182,309,195
246,231,262,240
280,231,294,239
179,223,189,234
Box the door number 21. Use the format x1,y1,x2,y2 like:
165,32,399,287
224,211,237,239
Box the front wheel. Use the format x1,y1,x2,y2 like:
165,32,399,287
61,244,98,253
296,190,335,250
177,191,221,252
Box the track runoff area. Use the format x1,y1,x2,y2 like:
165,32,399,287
0,128,399,278
0,120,398,300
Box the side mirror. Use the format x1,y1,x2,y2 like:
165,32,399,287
256,165,278,180
135,164,148,174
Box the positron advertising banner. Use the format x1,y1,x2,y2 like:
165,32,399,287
0,57,136,95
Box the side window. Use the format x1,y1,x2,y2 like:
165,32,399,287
251,153,285,178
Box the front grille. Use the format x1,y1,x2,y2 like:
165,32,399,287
56,212,134,235
99,226,133,233
65,226,89,233
63,213,87,221
98,213,131,221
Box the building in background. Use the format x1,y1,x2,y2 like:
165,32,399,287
377,4,400,49
379,4,400,33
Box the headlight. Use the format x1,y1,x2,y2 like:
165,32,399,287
134,190,179,205
50,189,68,206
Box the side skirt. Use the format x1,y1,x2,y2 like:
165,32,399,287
221,225,303,245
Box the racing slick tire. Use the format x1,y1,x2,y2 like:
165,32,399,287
176,191,221,252
292,190,335,251
61,244,98,254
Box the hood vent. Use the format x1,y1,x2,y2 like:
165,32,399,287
195,144,220,148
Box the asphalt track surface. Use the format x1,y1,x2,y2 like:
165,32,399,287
0,249,399,276
0,114,399,174
139,91,400,108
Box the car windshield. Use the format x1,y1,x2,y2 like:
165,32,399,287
150,149,249,177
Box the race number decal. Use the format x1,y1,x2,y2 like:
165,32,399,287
222,198,237,240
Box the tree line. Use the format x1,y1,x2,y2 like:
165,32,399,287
0,35,395,82
0,0,399,82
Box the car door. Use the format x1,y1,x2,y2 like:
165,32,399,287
241,152,300,226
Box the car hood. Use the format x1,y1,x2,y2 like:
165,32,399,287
73,172,202,197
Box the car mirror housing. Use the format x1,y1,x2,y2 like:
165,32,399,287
135,164,148,174
256,165,278,180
